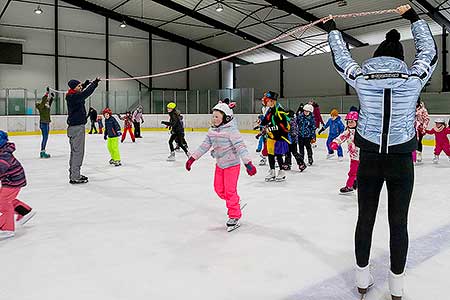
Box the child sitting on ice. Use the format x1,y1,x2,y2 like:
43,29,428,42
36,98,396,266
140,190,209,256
185,103,256,232
330,111,360,194
425,118,450,164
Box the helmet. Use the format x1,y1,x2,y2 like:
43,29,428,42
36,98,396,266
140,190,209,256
345,111,359,121
102,107,112,115
434,118,445,124
0,130,8,148
330,109,339,117
303,104,314,113
167,102,176,109
213,103,234,124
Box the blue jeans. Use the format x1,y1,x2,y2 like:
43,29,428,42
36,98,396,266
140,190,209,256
40,122,49,151
326,137,343,156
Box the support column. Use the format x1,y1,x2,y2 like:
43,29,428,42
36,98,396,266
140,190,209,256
186,47,190,90
233,63,236,89
279,55,284,98
54,0,59,113
105,17,110,106
219,61,223,90
443,26,448,91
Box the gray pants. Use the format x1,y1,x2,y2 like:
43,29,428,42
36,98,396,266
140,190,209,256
67,125,86,181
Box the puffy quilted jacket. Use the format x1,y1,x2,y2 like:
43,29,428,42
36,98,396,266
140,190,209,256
328,20,437,154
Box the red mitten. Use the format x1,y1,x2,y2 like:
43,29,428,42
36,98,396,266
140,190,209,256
245,162,257,176
185,157,195,171
330,142,339,151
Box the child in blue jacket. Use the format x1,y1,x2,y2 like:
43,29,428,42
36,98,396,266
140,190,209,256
297,104,316,167
318,109,345,160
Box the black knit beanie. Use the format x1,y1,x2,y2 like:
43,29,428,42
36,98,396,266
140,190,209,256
373,29,404,61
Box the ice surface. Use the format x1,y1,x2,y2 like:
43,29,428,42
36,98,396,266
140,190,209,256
1,131,449,300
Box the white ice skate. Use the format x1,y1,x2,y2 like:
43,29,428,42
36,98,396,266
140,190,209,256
167,151,176,161
265,169,276,182
0,230,15,240
416,151,423,163
326,154,334,160
356,265,374,299
276,169,286,182
17,210,36,226
259,157,267,166
432,155,439,164
226,218,241,232
338,156,344,162
389,271,405,300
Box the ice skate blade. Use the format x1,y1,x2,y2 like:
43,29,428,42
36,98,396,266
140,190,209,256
339,192,354,196
17,210,36,226
265,177,276,182
227,223,241,232
275,177,286,182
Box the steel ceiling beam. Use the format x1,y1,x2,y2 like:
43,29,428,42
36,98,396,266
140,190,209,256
150,0,297,58
264,0,367,47
410,0,450,30
61,0,251,65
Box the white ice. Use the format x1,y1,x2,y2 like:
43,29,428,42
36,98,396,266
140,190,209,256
0,131,449,300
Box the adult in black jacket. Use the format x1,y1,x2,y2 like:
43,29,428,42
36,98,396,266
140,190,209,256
66,77,100,184
161,102,189,161
87,107,98,134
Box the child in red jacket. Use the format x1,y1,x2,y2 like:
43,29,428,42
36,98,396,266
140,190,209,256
0,131,35,240
118,111,135,143
426,118,450,164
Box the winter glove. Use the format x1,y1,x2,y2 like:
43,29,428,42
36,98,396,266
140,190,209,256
118,131,122,136
93,77,101,84
104,135,107,140
46,86,50,93
185,157,195,171
330,142,339,151
398,5,419,23
318,127,325,135
161,121,170,126
245,162,257,176
322,18,337,33
50,92,55,98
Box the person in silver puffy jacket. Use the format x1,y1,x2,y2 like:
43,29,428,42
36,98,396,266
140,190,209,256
325,5,437,300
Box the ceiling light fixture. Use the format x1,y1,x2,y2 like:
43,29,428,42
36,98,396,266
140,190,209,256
120,21,127,28
216,2,224,12
34,5,43,15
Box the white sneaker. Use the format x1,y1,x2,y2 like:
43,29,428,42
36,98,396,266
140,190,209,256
17,210,36,226
0,230,15,240
356,264,374,295
432,155,439,164
276,169,286,181
389,271,405,299
326,154,334,160
265,169,276,182
167,152,175,161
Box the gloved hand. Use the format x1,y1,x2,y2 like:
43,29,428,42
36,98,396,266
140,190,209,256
50,93,55,98
104,135,107,140
245,162,257,176
318,127,325,135
322,18,337,33
93,77,101,83
330,141,339,151
141,120,144,124
118,131,122,136
397,5,419,23
46,86,50,93
185,157,195,171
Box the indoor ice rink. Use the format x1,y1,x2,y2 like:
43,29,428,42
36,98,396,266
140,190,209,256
0,1,449,300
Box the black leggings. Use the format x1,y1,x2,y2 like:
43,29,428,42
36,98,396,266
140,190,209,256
169,133,188,154
298,137,313,163
285,142,302,166
133,121,141,137
355,151,414,275
268,154,284,170
416,132,424,152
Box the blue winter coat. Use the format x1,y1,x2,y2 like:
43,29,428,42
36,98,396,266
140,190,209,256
297,113,316,139
323,116,344,139
328,19,437,154
104,116,121,139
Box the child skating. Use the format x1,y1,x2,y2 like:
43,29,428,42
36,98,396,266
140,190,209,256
297,104,316,167
425,118,450,164
118,111,135,143
185,103,256,232
162,102,189,161
0,131,35,240
103,108,122,166
330,111,360,194
318,109,345,160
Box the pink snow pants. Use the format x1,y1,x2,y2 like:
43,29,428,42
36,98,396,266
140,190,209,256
0,187,29,231
346,159,360,188
214,164,242,219
434,142,450,156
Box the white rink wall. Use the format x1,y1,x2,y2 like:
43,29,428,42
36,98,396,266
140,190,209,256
1,114,449,142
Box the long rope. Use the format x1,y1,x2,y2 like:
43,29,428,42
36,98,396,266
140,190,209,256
49,8,398,92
